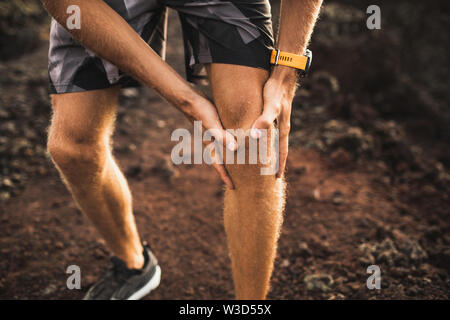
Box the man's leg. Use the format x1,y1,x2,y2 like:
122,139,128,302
207,64,286,299
47,86,144,269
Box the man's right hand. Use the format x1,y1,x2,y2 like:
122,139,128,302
179,91,237,189
42,0,236,188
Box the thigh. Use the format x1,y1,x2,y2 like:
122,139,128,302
48,0,166,94
168,0,274,84
206,63,269,130
49,86,120,144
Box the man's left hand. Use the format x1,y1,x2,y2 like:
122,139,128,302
250,69,297,178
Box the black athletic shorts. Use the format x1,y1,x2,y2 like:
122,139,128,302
48,0,274,94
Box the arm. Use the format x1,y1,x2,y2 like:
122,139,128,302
251,0,323,177
41,0,236,188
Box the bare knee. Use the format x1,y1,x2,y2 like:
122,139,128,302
46,88,118,181
219,95,278,188
218,92,264,130
47,128,108,179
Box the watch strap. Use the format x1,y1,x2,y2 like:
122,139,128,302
270,49,309,71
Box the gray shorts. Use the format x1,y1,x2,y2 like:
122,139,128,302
48,0,274,94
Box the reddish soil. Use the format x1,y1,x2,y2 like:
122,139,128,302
0,2,448,299
1,120,448,299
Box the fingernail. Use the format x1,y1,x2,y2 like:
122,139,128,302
227,140,237,151
251,128,262,139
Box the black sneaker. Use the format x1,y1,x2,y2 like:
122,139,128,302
83,244,161,300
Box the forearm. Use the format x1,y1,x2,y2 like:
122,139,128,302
271,0,323,85
42,0,198,111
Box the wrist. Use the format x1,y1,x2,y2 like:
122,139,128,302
269,65,299,100
175,85,201,114
270,65,298,86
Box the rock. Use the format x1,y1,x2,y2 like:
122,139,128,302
348,282,360,291
361,237,428,266
390,267,409,278
298,242,312,257
54,241,64,249
332,191,344,205
337,285,352,296
11,138,31,155
280,259,290,268
334,276,348,285
422,184,437,196
359,238,403,266
356,217,372,229
37,166,47,175
128,143,137,152
358,243,375,264
0,192,10,201
328,293,345,300
41,283,57,296
304,274,334,292
320,120,374,158
24,148,34,156
311,71,340,93
376,238,402,266
324,119,340,130
121,88,139,98
2,121,17,134
330,148,352,166
156,120,166,128
392,229,408,242
93,248,106,260
406,286,420,297
399,240,428,261
2,178,13,188
313,188,321,200
0,109,10,118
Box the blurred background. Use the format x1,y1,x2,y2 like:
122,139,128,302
0,0,448,299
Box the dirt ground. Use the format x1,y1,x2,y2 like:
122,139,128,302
0,1,449,299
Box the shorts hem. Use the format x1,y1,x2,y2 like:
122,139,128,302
186,56,271,83
49,77,141,94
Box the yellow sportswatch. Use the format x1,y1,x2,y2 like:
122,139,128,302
270,49,312,77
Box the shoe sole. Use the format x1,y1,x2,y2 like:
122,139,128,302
126,265,161,300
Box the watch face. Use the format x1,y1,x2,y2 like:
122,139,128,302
302,49,312,77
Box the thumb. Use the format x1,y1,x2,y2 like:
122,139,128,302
251,103,279,139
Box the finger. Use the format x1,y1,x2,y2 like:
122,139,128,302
212,162,234,189
196,98,237,152
276,112,291,178
206,127,237,153
251,101,280,139
207,142,235,189
223,130,238,152
276,135,288,178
